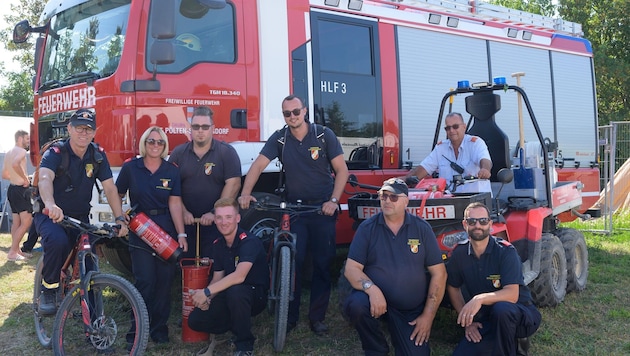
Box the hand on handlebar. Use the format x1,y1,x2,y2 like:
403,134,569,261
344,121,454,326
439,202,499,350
477,168,491,179
43,205,64,223
321,201,338,216
238,195,257,210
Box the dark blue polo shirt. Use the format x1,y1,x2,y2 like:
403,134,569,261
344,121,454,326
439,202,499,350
447,236,534,305
116,157,181,233
347,212,444,310
168,140,241,217
260,124,343,203
212,228,269,288
40,140,113,218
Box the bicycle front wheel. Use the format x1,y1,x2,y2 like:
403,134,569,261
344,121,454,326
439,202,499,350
52,273,149,355
33,255,53,348
273,245,291,352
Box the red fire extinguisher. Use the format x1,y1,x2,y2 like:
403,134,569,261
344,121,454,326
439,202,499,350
127,208,182,263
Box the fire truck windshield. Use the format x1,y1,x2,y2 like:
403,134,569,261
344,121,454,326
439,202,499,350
39,0,131,89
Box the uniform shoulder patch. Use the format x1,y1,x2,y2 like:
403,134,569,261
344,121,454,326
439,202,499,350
239,232,247,240
436,140,443,145
51,145,61,154
470,136,479,142
497,238,512,247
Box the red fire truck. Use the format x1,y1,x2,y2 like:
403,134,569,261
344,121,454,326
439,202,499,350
14,0,599,248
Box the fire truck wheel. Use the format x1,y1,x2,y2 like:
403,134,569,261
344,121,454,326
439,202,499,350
529,233,567,307
101,237,133,277
556,228,589,292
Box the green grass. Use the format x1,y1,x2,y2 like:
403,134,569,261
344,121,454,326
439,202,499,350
2,215,630,355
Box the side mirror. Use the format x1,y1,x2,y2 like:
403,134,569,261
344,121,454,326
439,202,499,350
180,0,226,19
496,168,514,184
13,20,31,43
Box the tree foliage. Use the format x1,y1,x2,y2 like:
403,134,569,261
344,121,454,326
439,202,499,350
558,0,630,124
0,70,32,111
489,0,556,17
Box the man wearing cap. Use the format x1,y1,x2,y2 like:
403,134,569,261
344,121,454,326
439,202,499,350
343,178,447,355
34,108,128,315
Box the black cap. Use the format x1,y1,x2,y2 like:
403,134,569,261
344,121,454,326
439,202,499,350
378,178,408,196
69,109,96,130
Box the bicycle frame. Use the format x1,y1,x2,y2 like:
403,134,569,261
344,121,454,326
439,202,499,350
59,228,107,336
268,211,298,303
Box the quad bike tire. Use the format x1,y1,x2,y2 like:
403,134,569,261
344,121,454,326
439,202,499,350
529,233,567,307
556,227,588,292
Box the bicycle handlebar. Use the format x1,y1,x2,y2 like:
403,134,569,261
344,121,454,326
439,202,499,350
253,198,322,214
42,208,121,240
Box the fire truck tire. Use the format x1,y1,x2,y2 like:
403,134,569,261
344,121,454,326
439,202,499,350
556,228,588,292
336,261,352,322
100,238,133,277
529,233,567,307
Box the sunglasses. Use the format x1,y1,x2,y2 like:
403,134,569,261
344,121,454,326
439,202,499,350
191,124,212,131
444,124,461,132
282,108,303,118
465,217,491,226
146,138,166,146
73,126,94,134
379,193,404,202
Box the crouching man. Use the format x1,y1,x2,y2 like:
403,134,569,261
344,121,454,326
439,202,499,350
343,178,447,355
189,198,269,356
447,202,542,355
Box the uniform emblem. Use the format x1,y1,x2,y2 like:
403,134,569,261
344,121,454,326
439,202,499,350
85,163,94,178
408,239,420,254
310,147,320,160
239,232,247,240
234,256,239,268
488,274,501,289
159,179,171,189
52,146,61,154
204,163,215,175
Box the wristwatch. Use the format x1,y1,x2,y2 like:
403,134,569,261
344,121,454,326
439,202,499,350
203,287,212,298
362,280,373,291
330,197,339,204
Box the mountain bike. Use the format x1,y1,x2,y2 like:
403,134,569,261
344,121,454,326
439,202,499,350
33,211,149,355
252,197,321,352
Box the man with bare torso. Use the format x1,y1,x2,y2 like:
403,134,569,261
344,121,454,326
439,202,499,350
2,130,32,261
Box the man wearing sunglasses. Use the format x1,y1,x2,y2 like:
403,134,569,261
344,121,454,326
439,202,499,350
239,95,349,336
447,202,541,355
169,106,242,261
404,112,492,193
343,178,446,355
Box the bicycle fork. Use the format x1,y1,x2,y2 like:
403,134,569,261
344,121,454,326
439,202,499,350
269,231,297,302
75,234,103,336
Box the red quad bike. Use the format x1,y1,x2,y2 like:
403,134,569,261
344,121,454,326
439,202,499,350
343,81,589,308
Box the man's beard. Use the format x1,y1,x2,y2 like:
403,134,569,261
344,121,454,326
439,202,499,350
468,228,489,241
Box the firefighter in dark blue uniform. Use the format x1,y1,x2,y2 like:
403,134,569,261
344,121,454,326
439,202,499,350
188,198,268,356
239,95,349,335
168,106,242,261
447,202,541,356
34,108,128,315
116,126,187,344
343,178,447,356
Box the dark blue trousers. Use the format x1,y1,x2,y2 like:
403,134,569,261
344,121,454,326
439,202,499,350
34,212,86,289
289,211,337,324
344,290,431,356
453,301,541,356
128,233,176,341
188,284,267,351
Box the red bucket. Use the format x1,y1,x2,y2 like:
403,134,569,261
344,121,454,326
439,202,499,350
181,258,212,342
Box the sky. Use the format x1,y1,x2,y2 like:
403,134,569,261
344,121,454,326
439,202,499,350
1,0,22,74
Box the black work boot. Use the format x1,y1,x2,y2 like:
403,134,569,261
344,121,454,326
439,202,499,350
516,337,530,356
38,288,57,316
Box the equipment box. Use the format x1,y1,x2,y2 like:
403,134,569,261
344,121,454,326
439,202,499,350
348,192,492,229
